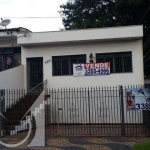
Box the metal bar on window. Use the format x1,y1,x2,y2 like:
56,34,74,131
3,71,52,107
52,54,86,76
96,52,132,73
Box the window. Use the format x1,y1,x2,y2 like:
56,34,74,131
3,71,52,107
0,47,21,71
52,54,86,76
96,52,132,73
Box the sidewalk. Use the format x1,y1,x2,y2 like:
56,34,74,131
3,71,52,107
0,136,149,150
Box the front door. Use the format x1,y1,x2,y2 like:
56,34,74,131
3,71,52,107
27,58,43,89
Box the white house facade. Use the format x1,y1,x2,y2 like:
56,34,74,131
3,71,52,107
17,25,144,89
1,25,149,137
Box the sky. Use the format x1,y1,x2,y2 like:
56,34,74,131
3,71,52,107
0,0,68,32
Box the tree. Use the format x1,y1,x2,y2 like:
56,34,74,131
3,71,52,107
60,0,150,78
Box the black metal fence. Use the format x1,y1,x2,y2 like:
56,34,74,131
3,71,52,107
44,85,150,136
0,85,150,137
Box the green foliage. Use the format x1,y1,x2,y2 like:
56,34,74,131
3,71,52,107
60,0,150,29
133,140,150,150
60,0,150,78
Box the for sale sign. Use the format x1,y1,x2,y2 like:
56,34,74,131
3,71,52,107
73,62,110,77
126,88,150,110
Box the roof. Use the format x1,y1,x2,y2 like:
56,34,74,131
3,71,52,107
17,25,143,46
32,25,143,34
0,27,31,33
0,27,31,42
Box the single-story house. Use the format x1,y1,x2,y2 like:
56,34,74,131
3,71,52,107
16,25,144,89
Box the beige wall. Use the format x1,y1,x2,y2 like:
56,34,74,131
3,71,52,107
21,39,144,89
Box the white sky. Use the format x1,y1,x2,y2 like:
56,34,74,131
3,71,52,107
0,0,68,32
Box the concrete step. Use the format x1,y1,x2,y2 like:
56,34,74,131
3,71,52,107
10,130,17,135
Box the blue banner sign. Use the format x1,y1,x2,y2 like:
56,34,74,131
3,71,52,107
126,88,150,110
73,62,110,76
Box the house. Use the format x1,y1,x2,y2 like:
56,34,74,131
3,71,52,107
0,27,31,70
1,25,148,137
16,25,144,89
0,27,31,89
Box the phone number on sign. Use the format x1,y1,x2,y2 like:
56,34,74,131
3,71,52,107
135,103,150,110
85,68,110,75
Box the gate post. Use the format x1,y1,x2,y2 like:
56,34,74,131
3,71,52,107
119,85,125,136
88,89,91,135
0,90,2,137
0,90,4,137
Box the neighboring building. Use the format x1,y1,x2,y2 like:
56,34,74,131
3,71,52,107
16,25,144,89
0,27,31,71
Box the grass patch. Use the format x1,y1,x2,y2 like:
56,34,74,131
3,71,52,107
133,140,150,150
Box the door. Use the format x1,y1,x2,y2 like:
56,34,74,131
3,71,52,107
27,58,43,89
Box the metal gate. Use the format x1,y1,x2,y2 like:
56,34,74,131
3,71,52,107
44,86,150,136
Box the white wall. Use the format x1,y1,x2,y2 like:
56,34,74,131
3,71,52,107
0,65,24,89
21,39,144,89
0,40,18,47
47,89,143,124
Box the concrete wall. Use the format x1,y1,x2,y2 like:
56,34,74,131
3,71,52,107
0,65,24,89
21,39,144,89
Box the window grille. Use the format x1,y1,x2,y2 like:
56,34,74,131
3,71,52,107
52,54,86,76
96,52,132,73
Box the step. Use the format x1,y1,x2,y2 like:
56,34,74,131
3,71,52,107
26,115,31,121
20,120,28,130
39,103,44,109
8,99,51,136
31,110,35,116
15,125,22,131
10,130,17,135
34,107,38,116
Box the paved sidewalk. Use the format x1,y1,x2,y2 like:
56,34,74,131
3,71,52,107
0,136,149,150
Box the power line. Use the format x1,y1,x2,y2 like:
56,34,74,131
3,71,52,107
1,17,62,19
139,6,150,24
